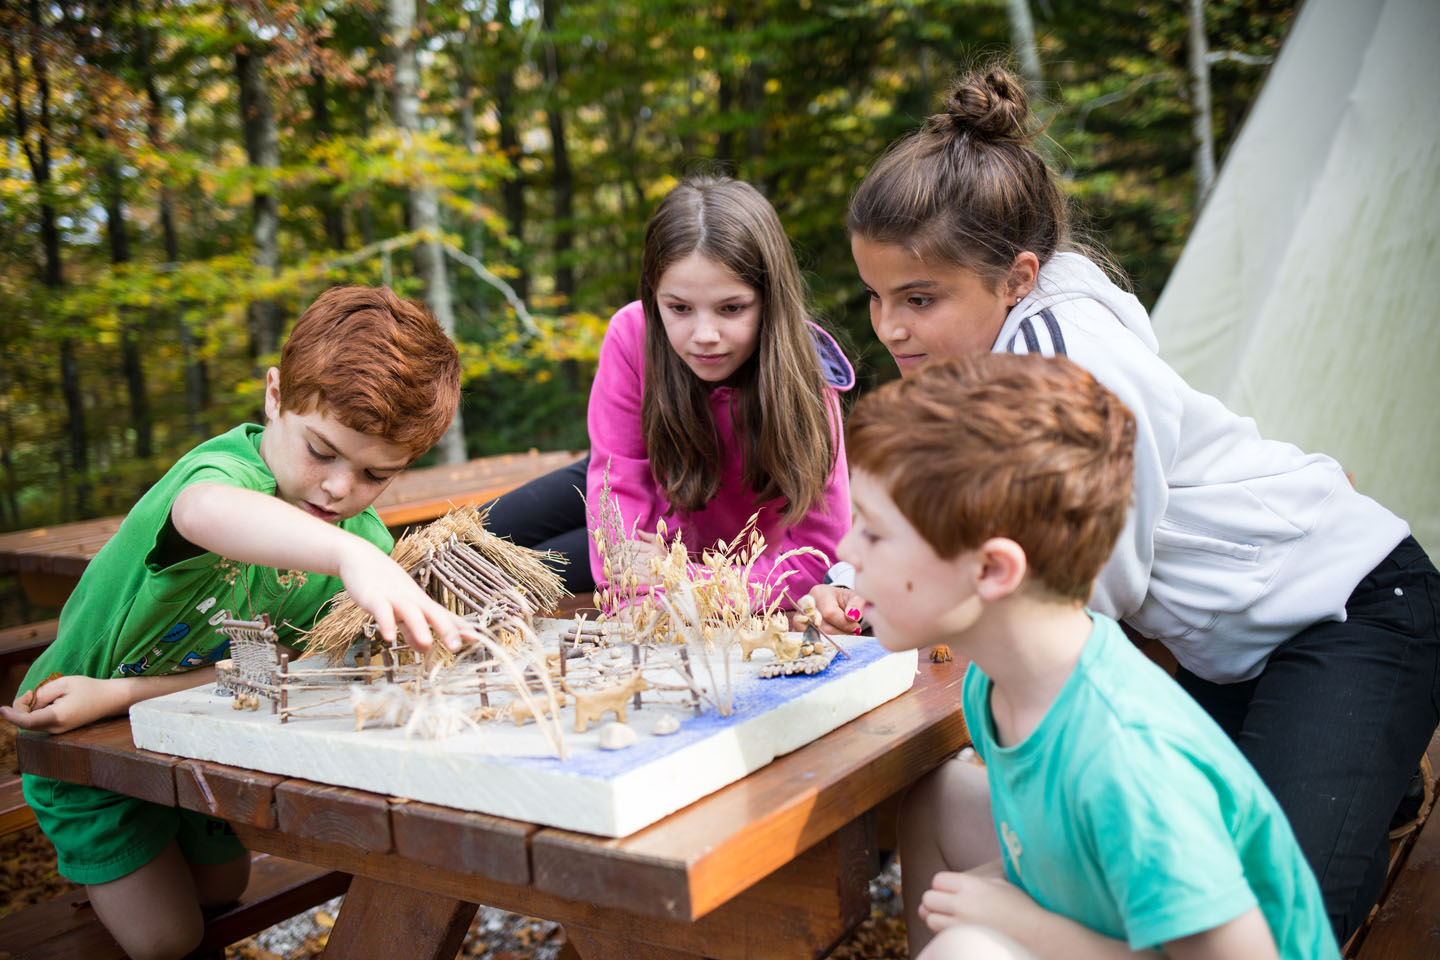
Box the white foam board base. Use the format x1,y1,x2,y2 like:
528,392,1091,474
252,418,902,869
130,637,916,837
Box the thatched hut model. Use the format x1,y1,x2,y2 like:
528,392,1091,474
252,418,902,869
301,504,567,665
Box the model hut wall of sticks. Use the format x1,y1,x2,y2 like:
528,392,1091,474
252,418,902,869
211,475,847,760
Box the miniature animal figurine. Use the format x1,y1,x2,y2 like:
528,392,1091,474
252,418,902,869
562,673,653,733
739,614,801,662
795,594,824,631
502,690,568,726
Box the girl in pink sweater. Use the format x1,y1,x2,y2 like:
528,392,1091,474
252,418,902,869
487,176,852,608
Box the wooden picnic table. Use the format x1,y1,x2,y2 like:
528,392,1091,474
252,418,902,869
16,653,970,959
0,449,584,608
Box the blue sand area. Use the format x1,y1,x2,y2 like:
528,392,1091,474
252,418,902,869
509,636,901,778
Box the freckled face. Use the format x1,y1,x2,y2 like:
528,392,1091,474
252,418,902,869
655,251,762,383
851,235,1014,376
837,468,980,651
259,369,410,523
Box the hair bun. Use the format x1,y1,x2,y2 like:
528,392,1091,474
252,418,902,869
943,68,1031,143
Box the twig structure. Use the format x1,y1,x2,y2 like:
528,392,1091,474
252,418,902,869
205,489,843,758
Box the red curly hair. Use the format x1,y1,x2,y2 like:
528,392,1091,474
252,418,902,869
278,286,461,458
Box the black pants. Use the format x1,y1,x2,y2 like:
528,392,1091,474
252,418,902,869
1176,535,1440,943
482,456,593,594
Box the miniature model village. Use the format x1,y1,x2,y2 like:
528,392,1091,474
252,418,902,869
211,483,849,762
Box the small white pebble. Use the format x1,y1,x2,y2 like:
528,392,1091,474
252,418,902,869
652,714,680,736
1395,587,1404,596
597,722,637,750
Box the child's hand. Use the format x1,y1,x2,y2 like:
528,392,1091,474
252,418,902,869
917,864,1029,934
337,541,478,653
622,531,670,588
806,584,866,635
0,675,132,734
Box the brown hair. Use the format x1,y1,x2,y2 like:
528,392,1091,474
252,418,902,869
847,65,1100,291
278,285,461,458
846,354,1135,601
639,176,839,523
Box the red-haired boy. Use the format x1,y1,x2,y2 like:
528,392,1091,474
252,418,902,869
840,354,1337,960
2,285,473,960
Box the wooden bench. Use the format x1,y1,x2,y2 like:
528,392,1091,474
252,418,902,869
0,620,59,675
1,620,62,836
0,851,350,959
1,773,32,836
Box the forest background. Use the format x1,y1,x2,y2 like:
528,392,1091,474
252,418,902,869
1,0,1296,543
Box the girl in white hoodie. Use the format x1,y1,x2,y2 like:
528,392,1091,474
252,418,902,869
825,66,1438,944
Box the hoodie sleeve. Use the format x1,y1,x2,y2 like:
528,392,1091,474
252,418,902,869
586,301,659,588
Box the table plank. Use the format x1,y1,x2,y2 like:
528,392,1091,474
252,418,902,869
175,758,287,828
373,449,582,529
530,654,969,920
275,780,393,854
16,718,178,806
391,800,534,886
234,816,873,960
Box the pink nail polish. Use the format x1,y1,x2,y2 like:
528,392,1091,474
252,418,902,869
846,607,861,620
853,626,862,635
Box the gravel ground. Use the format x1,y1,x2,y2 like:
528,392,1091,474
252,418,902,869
224,859,908,959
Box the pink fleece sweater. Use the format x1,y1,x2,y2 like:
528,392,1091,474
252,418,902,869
586,301,852,607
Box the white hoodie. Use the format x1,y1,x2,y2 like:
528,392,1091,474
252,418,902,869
997,253,1408,683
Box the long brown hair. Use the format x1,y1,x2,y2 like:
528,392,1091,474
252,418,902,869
847,65,1114,291
639,177,838,523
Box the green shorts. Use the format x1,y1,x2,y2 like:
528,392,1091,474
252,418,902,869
23,774,246,885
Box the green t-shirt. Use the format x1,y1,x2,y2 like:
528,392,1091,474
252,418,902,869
22,423,393,689
963,613,1339,959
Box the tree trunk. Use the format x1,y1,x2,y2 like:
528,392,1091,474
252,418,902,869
359,81,377,246
237,44,283,358
141,20,208,438
1186,0,1217,206
102,146,153,461
716,10,737,168
9,2,88,517
494,0,528,304
0,375,20,528
310,67,348,251
388,0,467,463
542,0,574,305
1007,0,1043,88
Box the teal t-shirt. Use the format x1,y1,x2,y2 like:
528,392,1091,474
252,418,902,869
22,423,393,691
963,613,1338,958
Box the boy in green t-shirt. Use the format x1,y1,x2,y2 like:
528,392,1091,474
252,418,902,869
838,354,1338,960
1,285,475,960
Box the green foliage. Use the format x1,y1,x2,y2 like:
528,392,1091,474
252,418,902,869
0,0,1295,531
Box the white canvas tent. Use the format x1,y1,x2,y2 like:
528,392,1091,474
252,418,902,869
1151,0,1440,548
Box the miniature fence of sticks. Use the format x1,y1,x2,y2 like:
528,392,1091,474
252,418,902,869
208,473,849,757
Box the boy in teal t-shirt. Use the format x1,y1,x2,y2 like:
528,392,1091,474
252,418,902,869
836,354,1338,960
2,285,474,960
